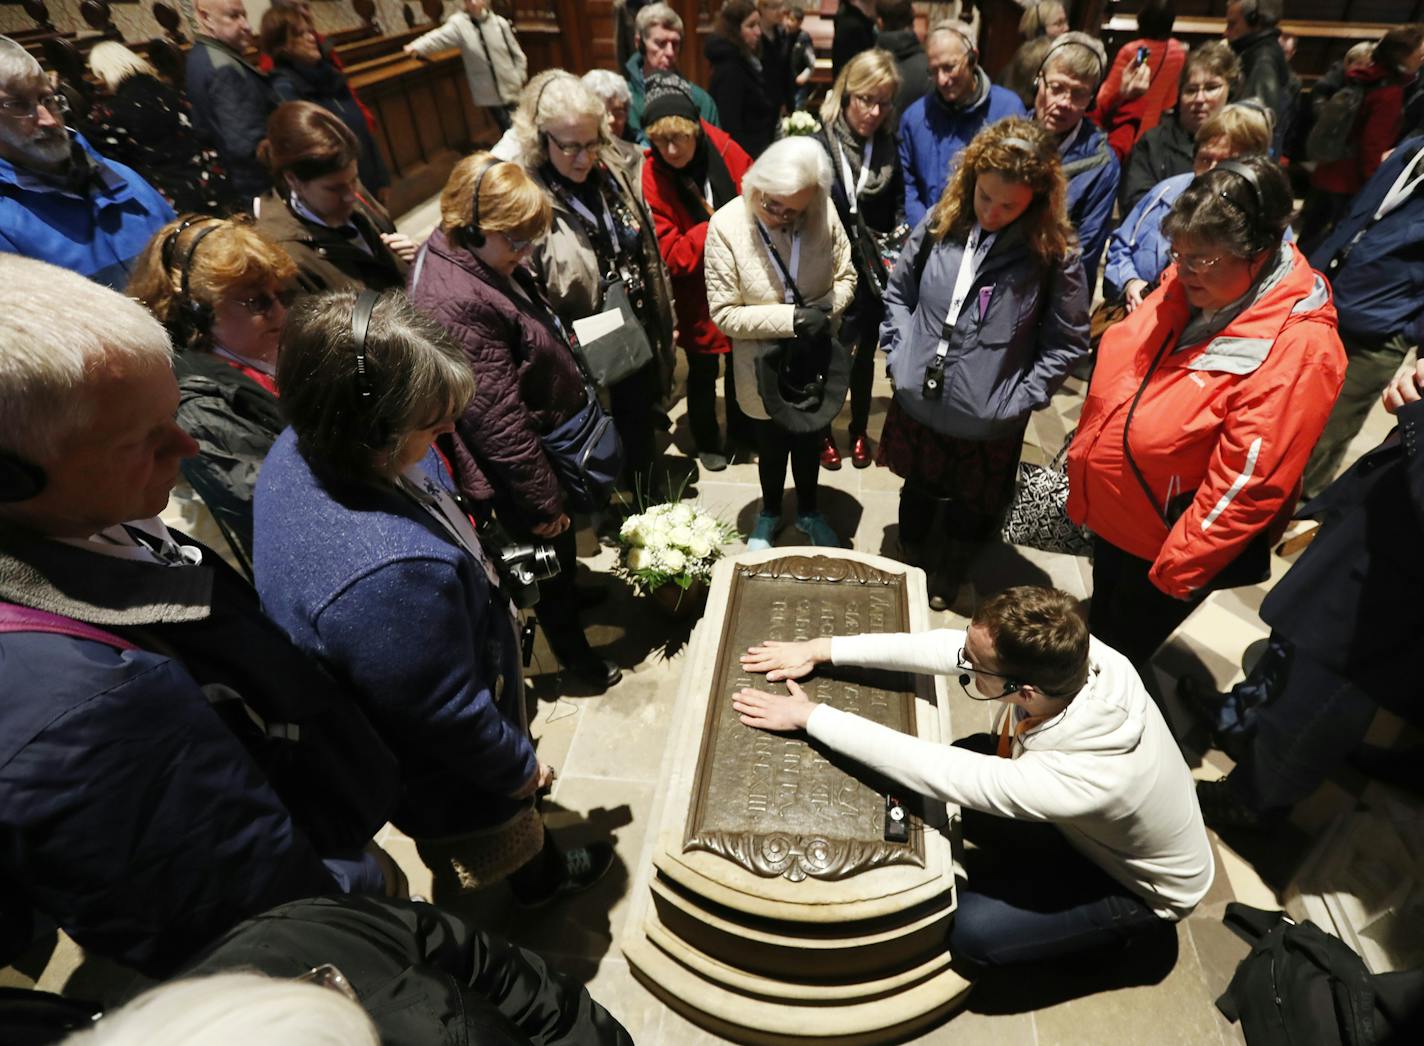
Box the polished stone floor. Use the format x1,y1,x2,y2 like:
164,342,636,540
3,198,1416,1043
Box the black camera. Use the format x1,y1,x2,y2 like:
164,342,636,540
496,543,560,610
475,519,560,610
921,358,945,400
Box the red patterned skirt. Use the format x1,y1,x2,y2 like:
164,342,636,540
876,399,1026,516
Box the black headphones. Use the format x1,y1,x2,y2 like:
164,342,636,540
0,449,47,503
463,157,503,248
958,672,1028,699
162,215,223,348
1035,37,1107,93
931,22,979,66
349,288,393,451
1213,158,1265,217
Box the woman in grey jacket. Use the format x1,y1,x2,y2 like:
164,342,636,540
879,117,1090,609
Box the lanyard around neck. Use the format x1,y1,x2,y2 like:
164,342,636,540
558,178,617,246
755,218,803,305
934,225,995,360
835,136,875,215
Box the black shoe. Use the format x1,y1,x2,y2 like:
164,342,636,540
1177,675,1227,719
697,450,729,472
514,842,617,908
1196,777,1264,830
565,655,622,690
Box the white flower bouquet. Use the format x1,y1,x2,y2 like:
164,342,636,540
779,111,821,137
616,500,737,598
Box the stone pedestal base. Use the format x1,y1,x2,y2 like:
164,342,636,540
621,548,970,1043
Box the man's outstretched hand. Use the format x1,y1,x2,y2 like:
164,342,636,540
733,679,817,732
739,637,831,681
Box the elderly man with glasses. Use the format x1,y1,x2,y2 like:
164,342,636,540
0,36,174,288
733,585,1214,969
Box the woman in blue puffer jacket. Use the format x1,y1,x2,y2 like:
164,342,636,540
879,117,1089,610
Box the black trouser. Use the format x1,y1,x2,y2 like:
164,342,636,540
843,291,884,437
897,484,1001,546
507,520,592,665
685,351,751,453
756,420,820,515
1088,537,1203,670
608,361,660,493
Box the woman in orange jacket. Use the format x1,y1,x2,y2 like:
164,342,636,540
1067,157,1346,669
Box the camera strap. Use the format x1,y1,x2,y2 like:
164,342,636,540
755,218,804,306
932,224,996,364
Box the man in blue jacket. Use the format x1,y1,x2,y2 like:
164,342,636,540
899,22,1026,226
1031,32,1119,289
624,3,719,144
0,257,400,976
1299,135,1424,500
187,0,278,201
0,37,174,289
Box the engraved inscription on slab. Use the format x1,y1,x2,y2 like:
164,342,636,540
683,555,925,882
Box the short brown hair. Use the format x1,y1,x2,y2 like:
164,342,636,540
928,117,1074,264
1181,39,1240,90
1375,24,1424,80
277,289,475,486
973,586,1090,699
439,151,552,249
258,6,309,58
1161,153,1291,258
646,114,700,141
127,216,297,348
258,101,359,185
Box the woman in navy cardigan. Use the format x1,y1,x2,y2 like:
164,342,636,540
253,288,612,905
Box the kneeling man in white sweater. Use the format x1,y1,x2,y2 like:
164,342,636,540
734,585,1214,967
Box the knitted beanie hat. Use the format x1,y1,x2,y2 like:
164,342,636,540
642,72,700,128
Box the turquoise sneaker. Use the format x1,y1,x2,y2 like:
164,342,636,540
795,511,844,547
746,511,781,551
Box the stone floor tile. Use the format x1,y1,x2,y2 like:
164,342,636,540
571,954,669,1042
1024,922,1234,1046
1184,906,1253,1046
906,1007,1039,1045
1212,841,1282,913
560,672,680,783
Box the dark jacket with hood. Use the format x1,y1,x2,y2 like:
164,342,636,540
1231,27,1293,140
269,55,390,193
832,2,878,78
0,525,397,975
706,34,778,159
878,27,930,114
407,228,588,527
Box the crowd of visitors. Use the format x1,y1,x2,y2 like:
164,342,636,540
2,0,1423,1037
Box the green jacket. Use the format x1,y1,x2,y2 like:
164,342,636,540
625,53,720,144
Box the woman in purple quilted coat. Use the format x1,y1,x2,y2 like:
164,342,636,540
409,152,622,692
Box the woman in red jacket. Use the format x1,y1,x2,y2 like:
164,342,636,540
1093,0,1187,162
1067,157,1346,670
1300,24,1424,253
641,74,754,471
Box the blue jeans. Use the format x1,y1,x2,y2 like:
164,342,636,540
949,739,1170,967
1211,633,1294,743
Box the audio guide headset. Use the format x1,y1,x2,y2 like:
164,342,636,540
349,288,391,449
1035,36,1107,93
0,449,46,503
930,21,978,66
462,157,504,248
162,215,224,348
1210,158,1277,254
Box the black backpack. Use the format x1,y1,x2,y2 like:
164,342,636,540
1216,903,1424,1046
1307,83,1368,164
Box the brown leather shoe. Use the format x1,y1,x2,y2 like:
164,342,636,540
819,434,842,470
850,434,872,469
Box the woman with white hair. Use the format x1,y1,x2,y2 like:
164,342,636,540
581,67,644,184
705,136,856,549
511,70,676,498
83,40,239,213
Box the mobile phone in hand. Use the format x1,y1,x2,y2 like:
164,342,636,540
1136,45,1150,65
